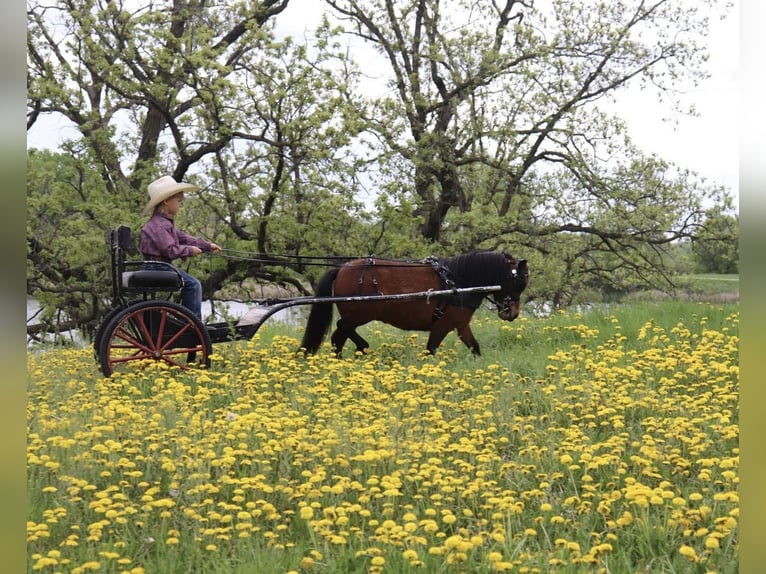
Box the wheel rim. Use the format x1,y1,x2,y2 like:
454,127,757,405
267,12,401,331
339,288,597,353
102,303,210,376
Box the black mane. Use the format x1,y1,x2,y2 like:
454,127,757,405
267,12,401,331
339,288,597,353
443,251,512,288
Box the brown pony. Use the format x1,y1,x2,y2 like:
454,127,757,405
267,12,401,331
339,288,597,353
299,251,528,356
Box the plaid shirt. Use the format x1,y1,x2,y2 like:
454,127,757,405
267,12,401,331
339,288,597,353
140,213,213,263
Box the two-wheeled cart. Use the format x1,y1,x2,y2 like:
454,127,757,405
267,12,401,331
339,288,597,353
94,226,504,377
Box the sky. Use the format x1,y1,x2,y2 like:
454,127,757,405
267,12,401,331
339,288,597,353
607,2,739,209
26,1,740,211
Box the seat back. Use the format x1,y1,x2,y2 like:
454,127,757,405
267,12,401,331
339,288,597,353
108,225,183,302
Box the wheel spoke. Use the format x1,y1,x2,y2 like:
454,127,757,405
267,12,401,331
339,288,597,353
113,322,154,356
99,302,211,377
156,314,195,352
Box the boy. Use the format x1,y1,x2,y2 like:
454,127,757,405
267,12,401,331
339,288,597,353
139,175,221,320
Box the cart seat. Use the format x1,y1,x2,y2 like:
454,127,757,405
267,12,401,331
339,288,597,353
122,269,183,290
109,225,183,300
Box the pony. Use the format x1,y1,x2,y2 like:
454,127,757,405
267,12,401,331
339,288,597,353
299,251,528,356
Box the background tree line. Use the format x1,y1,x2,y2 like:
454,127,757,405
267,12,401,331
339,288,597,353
27,0,738,341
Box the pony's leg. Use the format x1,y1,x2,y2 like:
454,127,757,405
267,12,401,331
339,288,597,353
348,330,370,353
331,319,370,356
425,324,454,355
455,324,481,355
330,326,349,357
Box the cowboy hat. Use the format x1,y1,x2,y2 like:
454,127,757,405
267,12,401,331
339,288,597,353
142,175,200,216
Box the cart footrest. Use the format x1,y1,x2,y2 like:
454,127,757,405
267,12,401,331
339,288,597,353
206,321,238,343
206,320,264,344
236,306,270,326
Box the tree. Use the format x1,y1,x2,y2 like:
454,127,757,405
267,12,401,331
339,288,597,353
27,0,380,338
323,0,736,301
27,0,738,340
26,149,119,339
692,208,739,274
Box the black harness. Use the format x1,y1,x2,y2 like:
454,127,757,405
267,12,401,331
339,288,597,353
355,255,498,323
358,256,383,294
424,256,489,321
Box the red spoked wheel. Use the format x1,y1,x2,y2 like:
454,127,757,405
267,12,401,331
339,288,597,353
98,300,212,377
93,305,128,362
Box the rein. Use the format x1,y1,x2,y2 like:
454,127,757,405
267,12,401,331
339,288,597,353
211,249,447,269
214,249,358,267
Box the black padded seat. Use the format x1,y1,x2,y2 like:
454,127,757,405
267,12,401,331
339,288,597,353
122,270,182,290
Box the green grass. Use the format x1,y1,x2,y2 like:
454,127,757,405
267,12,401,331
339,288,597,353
678,274,739,296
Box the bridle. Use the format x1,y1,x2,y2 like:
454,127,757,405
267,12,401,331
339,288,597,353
486,256,527,315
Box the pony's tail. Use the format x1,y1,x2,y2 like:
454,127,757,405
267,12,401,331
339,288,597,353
299,267,340,354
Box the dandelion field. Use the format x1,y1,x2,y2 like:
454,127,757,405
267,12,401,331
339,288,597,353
27,301,739,573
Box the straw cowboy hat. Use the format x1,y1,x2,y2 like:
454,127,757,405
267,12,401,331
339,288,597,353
142,175,200,216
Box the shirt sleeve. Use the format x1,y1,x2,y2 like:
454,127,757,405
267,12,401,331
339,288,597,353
176,229,214,251
140,215,210,261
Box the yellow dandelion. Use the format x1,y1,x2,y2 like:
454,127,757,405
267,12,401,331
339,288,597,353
705,536,720,550
679,545,698,561
487,551,503,562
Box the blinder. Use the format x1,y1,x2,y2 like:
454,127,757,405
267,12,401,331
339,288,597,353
494,258,528,318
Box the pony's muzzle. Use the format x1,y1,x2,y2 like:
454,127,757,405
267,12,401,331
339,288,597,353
497,298,520,321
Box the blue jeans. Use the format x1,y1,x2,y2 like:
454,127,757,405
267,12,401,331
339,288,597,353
178,269,203,321
143,262,203,321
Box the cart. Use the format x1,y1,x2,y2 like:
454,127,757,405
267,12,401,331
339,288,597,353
94,225,504,377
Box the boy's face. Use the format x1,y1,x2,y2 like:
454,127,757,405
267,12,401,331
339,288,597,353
162,193,184,216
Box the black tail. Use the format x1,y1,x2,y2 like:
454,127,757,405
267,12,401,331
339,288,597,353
299,267,340,353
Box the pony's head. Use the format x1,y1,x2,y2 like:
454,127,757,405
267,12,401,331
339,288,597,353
494,255,528,321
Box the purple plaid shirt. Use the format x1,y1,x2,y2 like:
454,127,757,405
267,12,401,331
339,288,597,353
140,213,214,263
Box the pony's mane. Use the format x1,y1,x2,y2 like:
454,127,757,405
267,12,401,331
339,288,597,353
442,251,511,287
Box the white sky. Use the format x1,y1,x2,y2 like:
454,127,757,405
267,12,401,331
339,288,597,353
27,1,739,210
608,2,739,209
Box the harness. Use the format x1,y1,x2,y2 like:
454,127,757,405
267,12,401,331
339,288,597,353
358,256,383,294
420,256,451,321
354,255,494,323
424,256,490,321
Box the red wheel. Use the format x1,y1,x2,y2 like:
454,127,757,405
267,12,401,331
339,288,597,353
93,305,128,362
98,300,212,377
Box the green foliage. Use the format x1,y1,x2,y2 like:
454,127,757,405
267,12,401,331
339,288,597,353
26,149,141,335
27,0,738,338
692,210,739,274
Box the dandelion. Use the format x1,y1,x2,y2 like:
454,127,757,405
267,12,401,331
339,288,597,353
26,308,739,573
442,513,457,525
679,545,699,562
487,551,503,562
705,536,720,550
